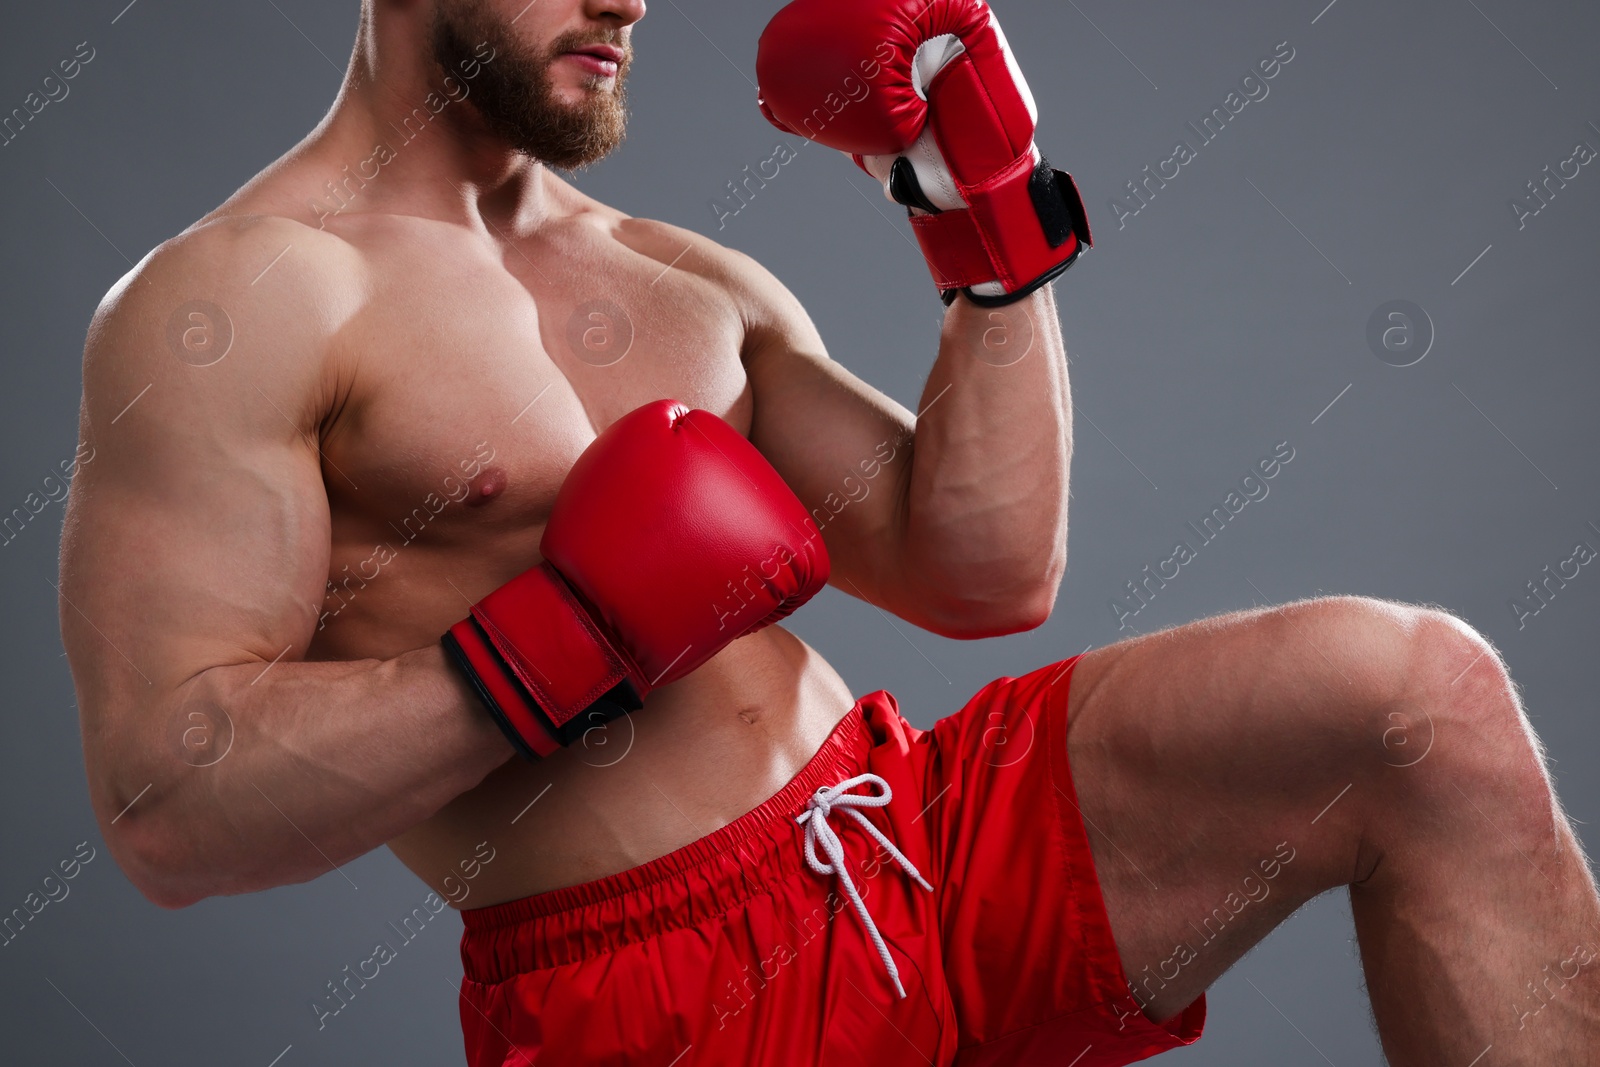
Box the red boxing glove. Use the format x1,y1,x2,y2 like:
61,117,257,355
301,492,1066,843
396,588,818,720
756,0,1091,306
443,400,829,761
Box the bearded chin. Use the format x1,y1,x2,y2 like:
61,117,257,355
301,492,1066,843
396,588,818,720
431,10,629,170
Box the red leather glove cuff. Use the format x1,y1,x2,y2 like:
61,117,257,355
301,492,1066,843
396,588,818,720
443,563,647,761
910,160,1092,304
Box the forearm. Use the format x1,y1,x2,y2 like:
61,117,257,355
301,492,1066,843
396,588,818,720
897,287,1072,635
98,645,511,908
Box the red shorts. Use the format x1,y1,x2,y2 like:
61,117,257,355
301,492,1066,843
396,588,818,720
458,657,1205,1065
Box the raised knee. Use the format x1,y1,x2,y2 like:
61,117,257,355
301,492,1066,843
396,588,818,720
1368,605,1547,804
1265,596,1480,701
1269,597,1528,773
1306,596,1503,694
1353,608,1565,886
1396,606,1520,739
1243,598,1552,885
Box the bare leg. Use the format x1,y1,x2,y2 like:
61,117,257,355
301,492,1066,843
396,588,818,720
1063,597,1600,1065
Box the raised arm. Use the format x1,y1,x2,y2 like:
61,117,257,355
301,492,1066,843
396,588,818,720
741,0,1086,638
738,255,1070,640
60,219,510,909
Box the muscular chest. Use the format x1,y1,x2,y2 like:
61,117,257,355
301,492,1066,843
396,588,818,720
320,223,752,557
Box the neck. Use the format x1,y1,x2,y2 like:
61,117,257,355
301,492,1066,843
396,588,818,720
298,3,554,234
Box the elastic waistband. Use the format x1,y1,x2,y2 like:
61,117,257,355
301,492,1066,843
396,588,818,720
460,692,894,981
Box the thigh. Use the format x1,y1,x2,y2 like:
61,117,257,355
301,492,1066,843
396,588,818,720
1064,596,1428,1023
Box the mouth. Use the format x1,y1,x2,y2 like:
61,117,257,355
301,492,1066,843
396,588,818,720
561,43,624,78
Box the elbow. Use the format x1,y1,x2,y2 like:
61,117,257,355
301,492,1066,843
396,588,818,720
922,598,1054,640
97,784,211,909
994,588,1059,635
114,819,207,910
142,882,205,912
87,693,236,910
903,534,1066,639
914,575,1061,640
140,866,210,911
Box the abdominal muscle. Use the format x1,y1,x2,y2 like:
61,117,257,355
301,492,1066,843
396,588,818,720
387,625,858,910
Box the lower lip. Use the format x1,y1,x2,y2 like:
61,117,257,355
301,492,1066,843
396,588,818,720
564,53,620,78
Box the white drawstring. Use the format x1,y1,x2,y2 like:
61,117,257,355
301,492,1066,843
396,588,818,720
795,773,933,998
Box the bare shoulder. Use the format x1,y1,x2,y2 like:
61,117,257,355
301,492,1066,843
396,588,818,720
90,213,365,358
612,215,826,357
83,213,368,437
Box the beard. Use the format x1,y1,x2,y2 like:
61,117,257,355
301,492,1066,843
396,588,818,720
430,3,631,170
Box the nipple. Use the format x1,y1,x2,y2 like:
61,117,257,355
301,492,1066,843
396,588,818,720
466,467,508,508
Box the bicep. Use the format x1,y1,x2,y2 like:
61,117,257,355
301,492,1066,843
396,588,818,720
62,411,331,698
61,229,347,789
743,316,916,607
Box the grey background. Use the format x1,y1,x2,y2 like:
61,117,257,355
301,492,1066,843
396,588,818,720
3,0,1597,1063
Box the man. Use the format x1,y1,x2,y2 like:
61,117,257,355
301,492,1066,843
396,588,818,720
59,0,1598,1064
